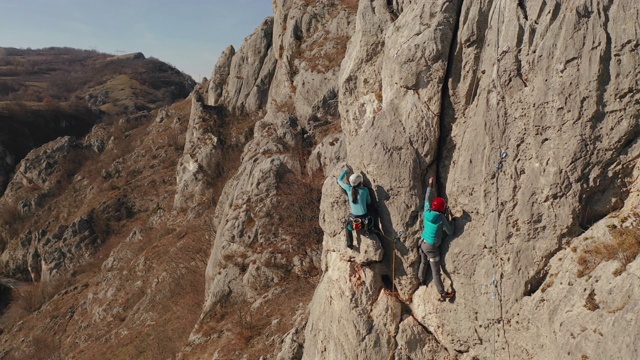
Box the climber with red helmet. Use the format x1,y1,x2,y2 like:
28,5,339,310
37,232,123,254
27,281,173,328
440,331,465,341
419,176,455,302
337,165,372,249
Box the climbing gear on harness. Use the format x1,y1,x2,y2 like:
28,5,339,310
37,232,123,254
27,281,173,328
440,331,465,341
352,217,363,231
349,173,363,186
345,214,374,248
347,214,372,232
431,197,447,213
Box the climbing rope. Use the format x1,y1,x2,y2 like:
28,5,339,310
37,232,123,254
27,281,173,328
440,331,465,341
487,1,513,359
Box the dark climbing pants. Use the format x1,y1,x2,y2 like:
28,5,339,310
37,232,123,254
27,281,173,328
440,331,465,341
344,221,354,247
418,241,445,295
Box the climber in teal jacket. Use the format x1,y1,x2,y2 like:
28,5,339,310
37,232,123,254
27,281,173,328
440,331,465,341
337,165,372,248
419,176,455,301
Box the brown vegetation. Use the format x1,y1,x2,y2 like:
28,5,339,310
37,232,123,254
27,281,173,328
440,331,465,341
0,94,209,359
275,167,323,244
296,35,350,74
12,275,73,314
197,273,316,359
576,223,640,278
0,47,195,196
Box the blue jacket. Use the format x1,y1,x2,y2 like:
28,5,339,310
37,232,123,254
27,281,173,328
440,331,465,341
421,186,453,246
337,170,371,216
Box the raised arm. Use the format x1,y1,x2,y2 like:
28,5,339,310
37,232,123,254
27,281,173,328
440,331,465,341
424,176,435,211
337,169,350,192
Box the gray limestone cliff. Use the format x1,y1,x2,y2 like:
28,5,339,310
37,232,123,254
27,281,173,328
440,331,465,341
187,0,640,359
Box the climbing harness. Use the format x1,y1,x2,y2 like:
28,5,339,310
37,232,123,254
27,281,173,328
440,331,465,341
346,214,373,232
345,214,376,248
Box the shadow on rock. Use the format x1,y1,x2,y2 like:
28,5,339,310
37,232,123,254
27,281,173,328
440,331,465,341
440,209,472,294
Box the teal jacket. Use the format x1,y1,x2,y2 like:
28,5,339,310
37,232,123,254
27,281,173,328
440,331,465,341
337,170,371,216
421,186,453,246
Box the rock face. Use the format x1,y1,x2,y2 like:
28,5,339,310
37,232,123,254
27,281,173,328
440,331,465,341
431,1,640,358
174,91,224,214
246,0,637,359
206,18,276,115
182,0,640,358
0,137,101,282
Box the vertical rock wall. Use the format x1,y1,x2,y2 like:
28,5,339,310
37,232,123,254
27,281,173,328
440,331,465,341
174,92,224,214
305,1,461,359
189,0,640,359
206,18,276,115
305,0,640,359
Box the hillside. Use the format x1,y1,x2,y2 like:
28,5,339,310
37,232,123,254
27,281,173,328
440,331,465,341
0,47,195,194
0,47,193,106
1,1,639,360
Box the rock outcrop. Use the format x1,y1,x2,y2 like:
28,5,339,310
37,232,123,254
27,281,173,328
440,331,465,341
431,1,640,357
174,91,224,214
191,0,640,359
206,18,276,115
0,137,104,282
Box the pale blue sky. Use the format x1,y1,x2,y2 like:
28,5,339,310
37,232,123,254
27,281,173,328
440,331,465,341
0,0,274,80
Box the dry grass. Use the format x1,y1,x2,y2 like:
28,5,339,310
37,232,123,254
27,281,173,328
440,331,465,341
28,333,61,360
296,35,350,74
0,201,24,248
375,90,383,103
12,275,73,314
273,99,296,115
0,47,193,106
577,225,640,278
100,220,208,360
313,120,342,143
300,0,358,11
274,168,323,244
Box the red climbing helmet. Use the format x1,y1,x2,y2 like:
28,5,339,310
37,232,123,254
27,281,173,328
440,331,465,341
431,197,447,213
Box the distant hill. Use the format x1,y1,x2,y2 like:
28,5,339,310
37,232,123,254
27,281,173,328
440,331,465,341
0,47,195,113
0,47,196,192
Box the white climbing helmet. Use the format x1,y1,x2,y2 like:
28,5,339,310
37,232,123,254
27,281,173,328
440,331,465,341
349,173,363,186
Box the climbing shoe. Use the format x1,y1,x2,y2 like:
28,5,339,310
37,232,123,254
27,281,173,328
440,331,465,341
438,292,456,302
